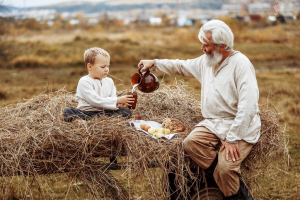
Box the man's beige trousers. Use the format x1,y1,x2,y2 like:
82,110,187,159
183,126,253,197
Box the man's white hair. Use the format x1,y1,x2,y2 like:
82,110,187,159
198,20,234,51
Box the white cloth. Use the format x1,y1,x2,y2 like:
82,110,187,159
76,75,118,111
129,120,178,140
153,51,261,144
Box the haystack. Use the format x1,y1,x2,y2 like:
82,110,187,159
0,84,288,199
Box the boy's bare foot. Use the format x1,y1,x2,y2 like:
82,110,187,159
72,118,86,125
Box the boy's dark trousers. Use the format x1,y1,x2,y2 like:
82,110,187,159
63,107,132,122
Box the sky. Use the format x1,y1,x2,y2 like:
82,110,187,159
3,0,107,8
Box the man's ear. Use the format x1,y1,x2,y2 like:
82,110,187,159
219,44,226,52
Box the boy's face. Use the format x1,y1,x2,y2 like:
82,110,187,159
87,55,110,80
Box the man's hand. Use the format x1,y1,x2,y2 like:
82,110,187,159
138,60,154,72
220,141,241,162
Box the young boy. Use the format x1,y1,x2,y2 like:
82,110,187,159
64,47,134,123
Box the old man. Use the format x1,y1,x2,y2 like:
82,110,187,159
138,20,260,199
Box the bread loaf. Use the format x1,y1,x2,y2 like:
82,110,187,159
162,118,185,133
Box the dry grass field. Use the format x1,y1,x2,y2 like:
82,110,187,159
0,17,299,199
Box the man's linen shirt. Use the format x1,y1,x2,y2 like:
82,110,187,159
154,51,261,144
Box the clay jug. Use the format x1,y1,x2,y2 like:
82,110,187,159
131,65,159,93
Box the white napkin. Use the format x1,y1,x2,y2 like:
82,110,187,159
129,120,178,140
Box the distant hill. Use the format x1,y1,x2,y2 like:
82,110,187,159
36,0,224,12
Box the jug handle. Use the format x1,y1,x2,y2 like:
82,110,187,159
138,64,150,74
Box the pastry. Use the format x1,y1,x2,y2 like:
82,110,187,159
162,118,185,133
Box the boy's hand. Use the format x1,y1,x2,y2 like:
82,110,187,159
117,95,135,106
138,60,154,72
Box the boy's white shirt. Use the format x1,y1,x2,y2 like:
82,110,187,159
153,51,261,144
76,75,118,111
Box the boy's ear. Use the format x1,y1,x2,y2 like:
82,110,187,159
87,63,92,70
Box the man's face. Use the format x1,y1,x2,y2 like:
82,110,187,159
201,32,216,56
88,55,110,80
201,32,223,67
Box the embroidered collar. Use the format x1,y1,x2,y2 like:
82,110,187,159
213,51,239,76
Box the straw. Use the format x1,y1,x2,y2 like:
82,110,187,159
0,84,288,199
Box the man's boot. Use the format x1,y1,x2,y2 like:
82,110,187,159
203,156,218,188
239,179,254,200
224,191,243,200
224,179,254,200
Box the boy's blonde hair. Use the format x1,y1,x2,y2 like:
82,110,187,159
84,47,110,67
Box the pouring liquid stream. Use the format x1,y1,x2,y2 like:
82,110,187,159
132,83,139,93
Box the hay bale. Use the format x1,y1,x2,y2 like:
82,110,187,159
0,84,288,199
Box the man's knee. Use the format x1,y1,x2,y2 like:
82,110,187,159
183,132,210,156
214,160,240,196
183,136,193,154
214,159,240,179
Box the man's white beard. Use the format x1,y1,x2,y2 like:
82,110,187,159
204,50,223,68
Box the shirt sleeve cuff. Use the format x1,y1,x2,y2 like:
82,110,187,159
225,138,238,144
153,59,158,71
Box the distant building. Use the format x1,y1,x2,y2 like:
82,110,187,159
177,17,193,27
266,2,298,23
3,0,299,28
188,13,211,24
47,20,54,26
3,9,56,20
149,17,162,25
69,19,79,25
271,2,296,15
84,13,100,25
222,4,246,15
88,18,99,25
248,3,271,14
243,14,261,22
123,18,134,25
61,12,71,19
